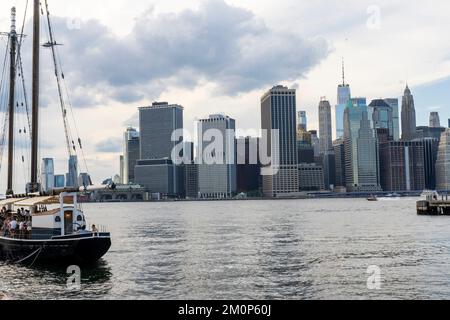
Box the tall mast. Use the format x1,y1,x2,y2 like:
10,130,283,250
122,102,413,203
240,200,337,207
6,8,17,195
30,0,40,193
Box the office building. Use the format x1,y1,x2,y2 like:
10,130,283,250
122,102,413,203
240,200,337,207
401,85,417,141
336,60,351,139
309,130,321,161
135,159,183,197
261,85,299,197
197,114,237,198
368,99,395,141
40,158,55,192
344,100,381,192
297,141,315,164
298,111,307,132
123,127,140,184
333,139,346,189
436,130,450,190
236,137,261,195
429,112,441,128
138,102,184,197
379,141,425,191
139,102,183,160
54,174,65,188
66,155,78,188
184,164,199,199
421,138,440,190
384,98,400,141
298,164,325,191
416,126,446,141
319,99,335,189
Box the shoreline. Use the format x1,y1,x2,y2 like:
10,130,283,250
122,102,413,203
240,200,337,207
84,193,423,204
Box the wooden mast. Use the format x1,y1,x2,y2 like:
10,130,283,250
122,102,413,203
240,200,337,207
30,0,40,193
6,8,17,195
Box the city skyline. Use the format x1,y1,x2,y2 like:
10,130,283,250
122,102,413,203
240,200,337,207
1,0,450,186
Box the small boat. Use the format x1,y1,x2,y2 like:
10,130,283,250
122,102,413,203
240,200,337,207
367,195,378,201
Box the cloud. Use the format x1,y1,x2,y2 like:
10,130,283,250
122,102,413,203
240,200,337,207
95,137,122,153
25,0,329,107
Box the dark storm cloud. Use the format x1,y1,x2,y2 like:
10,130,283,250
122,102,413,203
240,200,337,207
18,0,330,107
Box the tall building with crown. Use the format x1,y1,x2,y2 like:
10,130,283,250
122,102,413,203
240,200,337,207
401,85,417,141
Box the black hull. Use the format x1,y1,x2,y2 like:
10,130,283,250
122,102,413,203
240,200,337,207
0,233,111,265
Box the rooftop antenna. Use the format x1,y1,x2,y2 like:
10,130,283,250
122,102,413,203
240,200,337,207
342,57,346,86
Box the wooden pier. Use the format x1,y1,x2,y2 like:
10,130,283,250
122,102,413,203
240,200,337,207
417,194,450,215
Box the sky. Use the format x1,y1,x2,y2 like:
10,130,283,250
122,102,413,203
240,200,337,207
0,0,449,190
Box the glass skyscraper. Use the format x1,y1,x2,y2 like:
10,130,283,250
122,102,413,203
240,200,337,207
66,155,78,188
384,98,400,141
344,99,381,192
336,84,351,139
40,158,55,192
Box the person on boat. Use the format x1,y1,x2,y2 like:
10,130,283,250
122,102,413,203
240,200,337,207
2,218,9,236
19,221,26,239
92,224,99,235
8,217,17,238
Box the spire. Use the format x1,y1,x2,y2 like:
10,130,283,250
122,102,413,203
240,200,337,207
404,83,411,95
342,57,346,86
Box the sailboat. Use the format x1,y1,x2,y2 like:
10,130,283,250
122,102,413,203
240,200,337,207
0,1,111,265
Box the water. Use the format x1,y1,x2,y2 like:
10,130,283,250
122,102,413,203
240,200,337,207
1,198,450,300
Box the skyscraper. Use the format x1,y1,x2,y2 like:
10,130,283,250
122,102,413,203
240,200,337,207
40,158,55,192
384,98,400,141
336,59,351,139
54,174,65,188
123,127,140,184
197,114,237,198
139,102,183,160
436,129,450,190
429,112,441,128
319,99,335,189
344,100,381,192
298,111,307,132
368,99,395,141
401,85,417,141
309,130,320,162
236,136,261,195
379,141,425,191
136,102,184,197
66,155,78,188
333,139,346,189
261,85,298,197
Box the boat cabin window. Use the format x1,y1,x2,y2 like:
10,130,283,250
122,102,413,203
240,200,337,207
55,216,61,223
77,215,83,222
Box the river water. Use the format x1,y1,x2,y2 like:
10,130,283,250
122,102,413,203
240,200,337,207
1,198,450,300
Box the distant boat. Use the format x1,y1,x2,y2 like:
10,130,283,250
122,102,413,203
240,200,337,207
367,195,378,202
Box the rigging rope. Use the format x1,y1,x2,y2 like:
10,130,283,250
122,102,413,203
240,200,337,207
43,0,91,177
